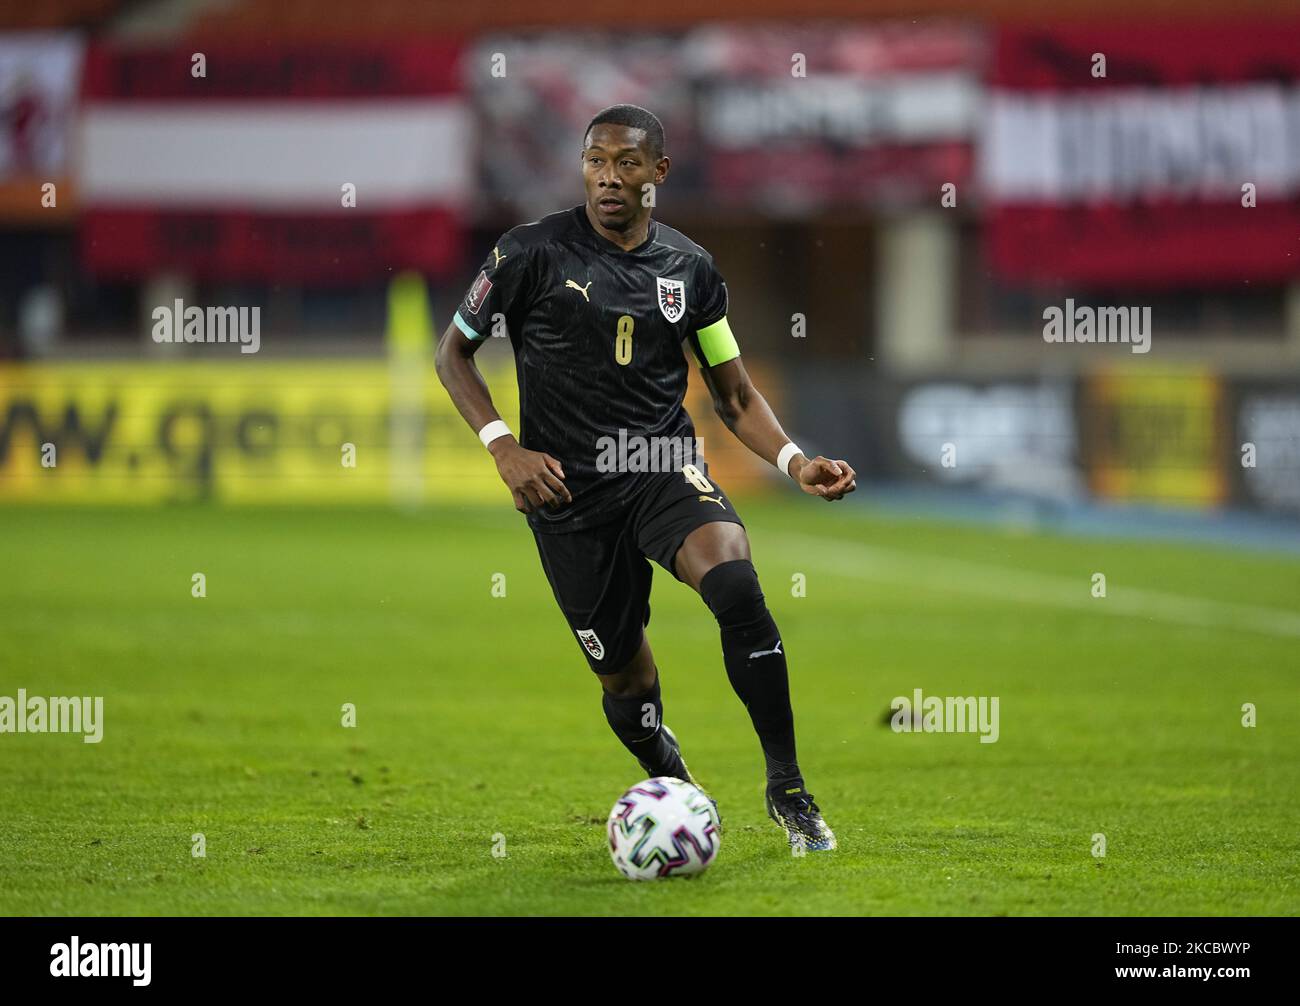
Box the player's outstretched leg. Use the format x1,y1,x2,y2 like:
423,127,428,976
677,524,836,852
598,636,695,785
598,639,721,829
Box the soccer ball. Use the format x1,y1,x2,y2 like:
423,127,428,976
607,776,721,880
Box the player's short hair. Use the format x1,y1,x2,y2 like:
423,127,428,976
584,105,665,160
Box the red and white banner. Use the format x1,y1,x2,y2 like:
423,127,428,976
77,40,470,282
981,24,1300,286
470,22,984,217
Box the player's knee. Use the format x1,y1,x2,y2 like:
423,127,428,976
698,558,766,627
601,662,656,697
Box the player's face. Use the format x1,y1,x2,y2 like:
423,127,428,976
581,124,666,232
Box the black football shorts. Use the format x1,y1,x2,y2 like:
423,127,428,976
531,463,746,674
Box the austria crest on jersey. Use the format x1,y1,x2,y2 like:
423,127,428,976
657,276,686,323
576,628,605,661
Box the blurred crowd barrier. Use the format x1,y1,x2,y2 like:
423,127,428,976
0,358,786,504
803,369,1300,514
0,16,1298,516
3,361,1297,514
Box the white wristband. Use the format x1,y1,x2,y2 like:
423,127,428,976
775,441,803,480
478,419,514,449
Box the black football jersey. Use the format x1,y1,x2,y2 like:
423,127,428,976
453,205,738,533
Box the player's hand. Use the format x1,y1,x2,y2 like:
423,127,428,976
795,456,857,501
490,440,572,513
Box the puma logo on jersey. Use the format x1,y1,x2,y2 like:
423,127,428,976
749,639,783,660
698,494,726,508
491,245,507,268
565,279,593,301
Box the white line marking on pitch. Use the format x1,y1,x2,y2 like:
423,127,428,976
765,531,1300,639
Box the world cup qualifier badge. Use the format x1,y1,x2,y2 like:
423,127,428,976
576,628,605,660
657,276,686,323
466,270,493,315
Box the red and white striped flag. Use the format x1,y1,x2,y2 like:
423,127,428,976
77,39,471,282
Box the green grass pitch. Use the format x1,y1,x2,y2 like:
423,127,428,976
2,499,1297,916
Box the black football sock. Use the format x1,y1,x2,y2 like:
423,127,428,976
601,670,673,774
698,559,804,793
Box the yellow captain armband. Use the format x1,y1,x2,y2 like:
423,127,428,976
695,316,740,367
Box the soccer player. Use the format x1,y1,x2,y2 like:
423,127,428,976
435,105,856,851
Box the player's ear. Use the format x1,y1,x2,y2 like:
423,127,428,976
655,155,670,185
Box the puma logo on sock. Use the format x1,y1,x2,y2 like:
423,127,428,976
748,639,783,660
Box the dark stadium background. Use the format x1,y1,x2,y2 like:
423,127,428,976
2,1,1298,524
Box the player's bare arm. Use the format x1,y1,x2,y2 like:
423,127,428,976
434,322,571,513
697,354,857,500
